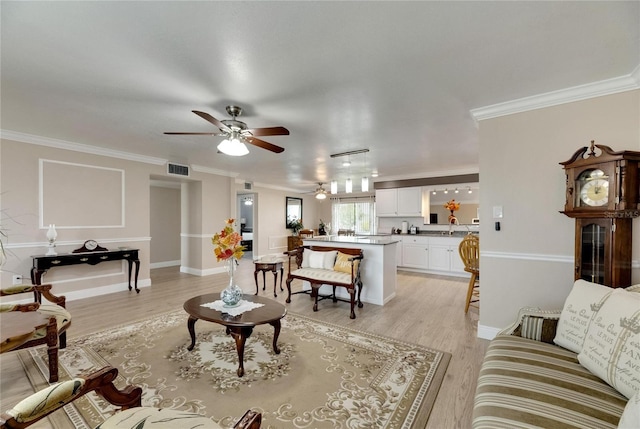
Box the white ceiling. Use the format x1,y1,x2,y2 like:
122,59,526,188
2,1,638,193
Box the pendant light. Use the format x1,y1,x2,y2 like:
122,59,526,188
345,178,353,193
361,176,369,192
331,180,338,194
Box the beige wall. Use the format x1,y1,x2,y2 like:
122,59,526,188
150,185,180,265
233,183,319,257
0,139,236,296
478,89,640,336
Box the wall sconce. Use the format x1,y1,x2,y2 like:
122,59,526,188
330,180,338,194
345,178,353,193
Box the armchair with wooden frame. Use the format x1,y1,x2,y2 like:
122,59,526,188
0,284,71,382
0,366,262,429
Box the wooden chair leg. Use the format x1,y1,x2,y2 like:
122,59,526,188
464,273,477,313
45,317,59,382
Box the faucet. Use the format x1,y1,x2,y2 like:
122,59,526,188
448,217,459,235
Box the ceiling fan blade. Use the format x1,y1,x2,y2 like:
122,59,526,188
164,132,222,135
192,110,230,133
244,126,290,137
245,136,285,153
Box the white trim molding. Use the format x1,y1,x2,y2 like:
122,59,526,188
481,250,573,264
470,67,640,123
482,250,639,268
477,324,502,340
1,130,167,165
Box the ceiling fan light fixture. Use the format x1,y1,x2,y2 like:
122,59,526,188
217,136,249,156
342,160,351,167
316,192,327,200
330,180,338,194
371,172,379,178
361,176,369,192
345,178,353,193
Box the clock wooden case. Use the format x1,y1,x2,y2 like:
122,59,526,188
560,141,640,287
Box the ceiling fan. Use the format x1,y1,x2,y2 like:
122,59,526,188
314,182,328,200
165,105,289,155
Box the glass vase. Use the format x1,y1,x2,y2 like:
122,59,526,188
220,259,243,307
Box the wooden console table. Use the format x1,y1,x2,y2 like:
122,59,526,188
31,249,140,293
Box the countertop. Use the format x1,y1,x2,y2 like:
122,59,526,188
303,235,400,245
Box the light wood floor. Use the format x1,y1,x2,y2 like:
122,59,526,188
1,262,489,428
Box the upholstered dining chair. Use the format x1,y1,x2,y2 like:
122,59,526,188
298,229,315,238
0,284,71,382
0,366,262,429
337,229,355,236
458,234,480,313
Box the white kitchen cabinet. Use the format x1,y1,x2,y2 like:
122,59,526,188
401,236,429,269
397,187,422,216
376,187,423,217
396,235,468,276
376,189,399,216
428,236,464,273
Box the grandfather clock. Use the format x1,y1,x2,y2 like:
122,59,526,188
560,141,640,287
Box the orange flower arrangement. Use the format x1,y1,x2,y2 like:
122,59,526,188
444,199,461,211
212,218,245,261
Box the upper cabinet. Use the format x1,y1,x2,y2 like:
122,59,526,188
376,187,423,216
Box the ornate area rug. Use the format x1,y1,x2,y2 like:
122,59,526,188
19,310,450,429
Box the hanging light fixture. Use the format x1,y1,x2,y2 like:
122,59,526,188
432,190,437,195
361,176,369,192
468,187,473,194
316,192,327,200
244,197,253,205
345,178,353,193
331,180,338,194
455,188,459,193
217,131,249,156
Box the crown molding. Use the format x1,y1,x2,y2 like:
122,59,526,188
0,129,245,179
0,130,167,165
190,164,239,178
470,66,640,123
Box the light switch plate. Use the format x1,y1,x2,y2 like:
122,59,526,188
492,206,503,219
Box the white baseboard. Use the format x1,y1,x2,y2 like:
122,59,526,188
477,324,501,340
150,260,180,269
180,266,226,276
3,280,152,305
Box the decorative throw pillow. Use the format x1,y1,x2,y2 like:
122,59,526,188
321,250,338,270
553,279,615,353
308,250,326,269
618,392,640,429
577,289,640,399
301,250,314,268
334,251,360,274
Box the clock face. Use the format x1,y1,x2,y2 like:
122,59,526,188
578,169,609,207
85,240,98,251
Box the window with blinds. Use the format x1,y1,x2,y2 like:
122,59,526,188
331,197,376,235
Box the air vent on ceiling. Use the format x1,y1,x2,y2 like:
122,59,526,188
244,182,253,190
167,162,190,177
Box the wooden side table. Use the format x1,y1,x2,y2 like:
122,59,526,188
253,259,284,297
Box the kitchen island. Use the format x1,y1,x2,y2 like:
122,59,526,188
301,235,399,306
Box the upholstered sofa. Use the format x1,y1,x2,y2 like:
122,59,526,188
473,280,640,429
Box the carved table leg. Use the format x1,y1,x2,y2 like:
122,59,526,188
279,267,284,292
186,316,198,351
254,268,259,295
269,319,281,354
262,271,266,291
272,269,278,297
227,326,254,377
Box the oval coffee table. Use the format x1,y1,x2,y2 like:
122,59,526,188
183,294,286,377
